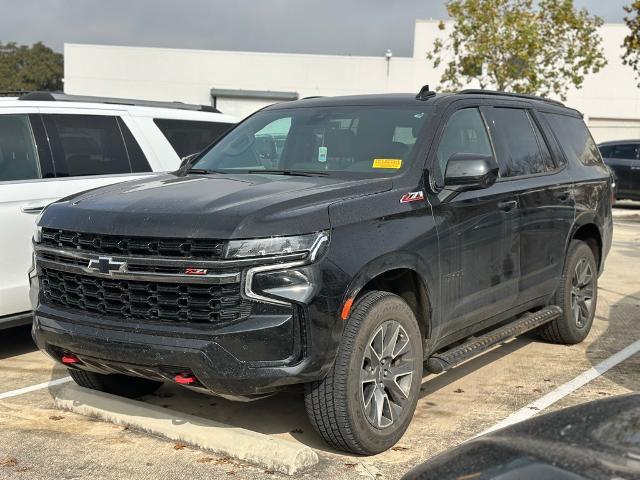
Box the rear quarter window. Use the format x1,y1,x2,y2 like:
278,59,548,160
544,113,603,166
154,119,233,158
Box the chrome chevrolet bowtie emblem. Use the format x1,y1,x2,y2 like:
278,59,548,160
87,256,127,275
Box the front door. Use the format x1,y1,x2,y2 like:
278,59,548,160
0,110,45,317
0,111,152,318
428,106,520,338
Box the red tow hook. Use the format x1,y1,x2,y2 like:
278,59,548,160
174,372,197,385
61,353,80,365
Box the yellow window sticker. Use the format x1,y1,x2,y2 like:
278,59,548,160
372,158,402,169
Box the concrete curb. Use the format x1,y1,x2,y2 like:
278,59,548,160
53,385,319,475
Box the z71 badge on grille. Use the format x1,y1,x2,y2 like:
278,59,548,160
87,256,127,275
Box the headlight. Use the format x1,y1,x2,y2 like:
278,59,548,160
224,231,329,259
251,267,319,304
32,207,47,243
239,232,329,305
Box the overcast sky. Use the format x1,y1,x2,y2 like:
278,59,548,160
0,0,630,57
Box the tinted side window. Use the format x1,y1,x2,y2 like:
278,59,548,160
611,144,639,159
530,116,556,171
544,113,603,166
436,108,493,175
490,108,551,176
44,115,131,177
154,119,232,158
0,115,41,181
117,118,151,172
599,145,613,158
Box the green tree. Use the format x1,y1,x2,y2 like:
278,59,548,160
427,0,607,100
0,42,63,93
623,1,640,85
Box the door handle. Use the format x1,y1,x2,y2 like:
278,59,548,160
556,191,572,202
497,200,518,211
21,204,47,214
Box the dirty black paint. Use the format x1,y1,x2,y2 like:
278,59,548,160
33,92,613,398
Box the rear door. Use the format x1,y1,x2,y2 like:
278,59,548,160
483,106,575,305
429,103,521,338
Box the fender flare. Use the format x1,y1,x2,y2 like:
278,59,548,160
341,251,435,336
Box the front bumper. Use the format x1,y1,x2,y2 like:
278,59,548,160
33,300,336,398
30,244,347,398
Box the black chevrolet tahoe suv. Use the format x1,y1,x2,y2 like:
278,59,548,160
31,88,613,455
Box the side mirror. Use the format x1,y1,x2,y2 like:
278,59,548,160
444,153,499,191
180,153,199,170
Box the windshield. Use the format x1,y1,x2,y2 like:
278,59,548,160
192,105,429,176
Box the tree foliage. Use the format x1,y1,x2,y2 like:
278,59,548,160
0,42,63,93
622,1,640,85
427,0,607,100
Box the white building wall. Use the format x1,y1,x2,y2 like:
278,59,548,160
65,20,640,142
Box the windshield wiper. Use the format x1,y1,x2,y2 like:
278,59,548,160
247,169,328,177
187,168,227,174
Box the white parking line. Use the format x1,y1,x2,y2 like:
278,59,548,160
0,376,72,400
476,338,640,437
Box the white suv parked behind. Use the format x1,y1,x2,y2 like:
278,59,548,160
0,92,236,328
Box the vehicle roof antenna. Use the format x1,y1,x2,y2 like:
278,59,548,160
416,85,436,101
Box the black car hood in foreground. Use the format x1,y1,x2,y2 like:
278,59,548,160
40,173,392,238
403,393,640,480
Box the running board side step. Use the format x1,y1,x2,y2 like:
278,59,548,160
425,306,562,374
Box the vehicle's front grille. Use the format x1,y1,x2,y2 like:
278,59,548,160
40,268,250,325
41,228,225,259
38,251,186,275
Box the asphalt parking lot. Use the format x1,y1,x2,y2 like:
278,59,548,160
0,207,639,480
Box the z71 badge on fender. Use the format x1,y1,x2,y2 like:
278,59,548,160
400,191,424,203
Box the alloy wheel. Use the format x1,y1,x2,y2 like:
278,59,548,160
360,320,415,429
571,258,595,328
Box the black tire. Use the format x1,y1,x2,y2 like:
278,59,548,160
304,291,423,455
68,369,162,398
539,240,598,344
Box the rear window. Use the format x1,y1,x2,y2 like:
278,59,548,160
489,108,555,177
544,113,603,166
154,119,232,158
44,115,131,177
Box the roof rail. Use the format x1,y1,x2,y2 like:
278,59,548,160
18,91,221,113
459,89,564,107
0,91,29,97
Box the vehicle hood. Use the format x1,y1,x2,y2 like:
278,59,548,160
40,173,392,238
402,393,640,480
